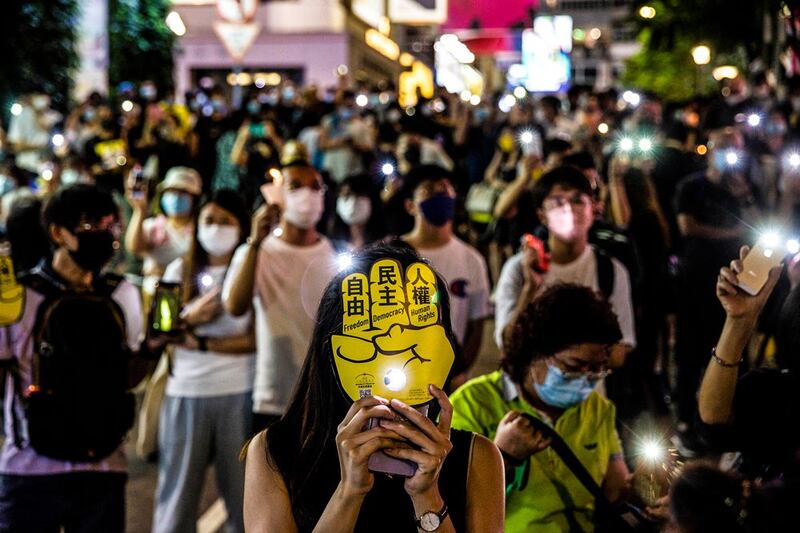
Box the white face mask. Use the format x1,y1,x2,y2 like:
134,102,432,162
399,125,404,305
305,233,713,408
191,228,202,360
60,169,83,186
197,224,240,257
283,187,325,229
546,205,578,241
336,196,371,226
32,95,50,111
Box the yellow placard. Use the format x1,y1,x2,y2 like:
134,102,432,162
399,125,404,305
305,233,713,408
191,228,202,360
0,254,24,326
332,260,454,406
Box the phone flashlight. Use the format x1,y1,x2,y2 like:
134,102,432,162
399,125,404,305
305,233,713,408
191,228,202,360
336,253,353,271
268,167,283,183
787,153,800,169
641,440,663,463
519,130,534,145
200,274,214,289
638,137,653,153
381,162,395,176
788,239,800,255
724,150,740,167
384,368,407,392
746,113,761,127
619,137,634,153
51,133,65,148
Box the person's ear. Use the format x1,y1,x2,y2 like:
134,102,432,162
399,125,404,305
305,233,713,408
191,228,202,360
49,224,68,248
405,198,417,217
537,207,548,226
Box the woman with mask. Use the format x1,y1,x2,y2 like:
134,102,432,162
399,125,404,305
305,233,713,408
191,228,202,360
242,244,504,532
152,189,255,533
330,174,386,251
450,283,629,532
125,166,201,295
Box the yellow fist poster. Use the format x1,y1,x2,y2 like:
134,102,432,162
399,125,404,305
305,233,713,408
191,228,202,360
0,251,24,326
331,260,455,406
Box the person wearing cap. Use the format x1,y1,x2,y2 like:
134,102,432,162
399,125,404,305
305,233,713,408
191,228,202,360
493,166,636,369
125,166,202,294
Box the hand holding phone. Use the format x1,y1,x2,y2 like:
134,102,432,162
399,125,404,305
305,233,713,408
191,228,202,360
149,281,182,338
718,245,783,321
736,239,785,295
495,411,552,461
522,234,550,273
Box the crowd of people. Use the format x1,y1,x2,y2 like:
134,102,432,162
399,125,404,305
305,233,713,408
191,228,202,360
0,71,798,532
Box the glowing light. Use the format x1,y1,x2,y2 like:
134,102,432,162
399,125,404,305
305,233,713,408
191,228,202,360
336,253,353,271
747,114,761,127
356,94,369,107
10,103,22,116
121,100,134,112
589,27,602,40
273,227,284,237
165,11,187,36
499,94,516,113
519,130,534,145
622,91,641,107
366,29,400,61
639,6,656,19
641,440,662,462
513,86,527,100
116,156,127,167
51,134,65,148
696,144,708,155
638,138,653,153
787,239,800,254
572,28,586,41
268,167,283,184
713,65,739,81
381,162,395,176
384,368,407,391
692,45,711,66
41,169,54,181
725,150,739,166
787,153,800,168
761,231,781,249
619,137,634,152
459,90,471,102
399,53,415,67
469,95,481,106
336,64,349,76
200,274,214,288
597,122,609,134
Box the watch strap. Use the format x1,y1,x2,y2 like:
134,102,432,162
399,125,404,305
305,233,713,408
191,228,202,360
415,502,448,531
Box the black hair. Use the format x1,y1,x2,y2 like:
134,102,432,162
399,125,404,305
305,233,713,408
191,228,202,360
621,167,671,247
543,138,573,159
182,189,251,302
664,120,690,144
7,198,50,272
539,95,561,112
775,285,800,376
562,151,596,171
42,184,118,236
669,464,748,533
531,165,594,210
265,244,459,530
400,164,453,200
502,284,622,384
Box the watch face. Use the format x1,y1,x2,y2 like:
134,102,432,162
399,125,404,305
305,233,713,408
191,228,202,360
420,512,441,531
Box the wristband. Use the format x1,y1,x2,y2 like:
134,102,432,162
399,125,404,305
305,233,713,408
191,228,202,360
711,347,742,368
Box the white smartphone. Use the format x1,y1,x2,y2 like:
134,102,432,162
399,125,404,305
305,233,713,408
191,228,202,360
737,241,785,295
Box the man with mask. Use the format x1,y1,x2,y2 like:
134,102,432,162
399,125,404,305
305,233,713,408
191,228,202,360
494,166,636,368
0,184,148,531
672,128,749,455
223,161,336,431
399,165,491,384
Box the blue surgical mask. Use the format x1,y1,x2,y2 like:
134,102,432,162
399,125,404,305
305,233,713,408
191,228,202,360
419,194,455,227
161,191,192,217
534,364,598,409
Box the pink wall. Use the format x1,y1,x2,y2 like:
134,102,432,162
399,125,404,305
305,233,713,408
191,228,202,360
443,0,540,31
174,32,349,98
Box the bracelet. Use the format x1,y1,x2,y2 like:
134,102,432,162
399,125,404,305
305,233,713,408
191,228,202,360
711,347,742,368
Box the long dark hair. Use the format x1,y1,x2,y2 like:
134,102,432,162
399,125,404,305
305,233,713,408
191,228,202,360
265,244,458,530
181,189,250,303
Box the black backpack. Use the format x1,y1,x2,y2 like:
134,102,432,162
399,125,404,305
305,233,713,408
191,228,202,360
6,269,135,462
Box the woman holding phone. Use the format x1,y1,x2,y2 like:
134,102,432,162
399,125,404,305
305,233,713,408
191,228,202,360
243,245,504,532
152,189,256,533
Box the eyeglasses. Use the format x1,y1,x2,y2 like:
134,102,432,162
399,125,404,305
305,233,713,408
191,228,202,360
543,193,592,210
549,356,611,381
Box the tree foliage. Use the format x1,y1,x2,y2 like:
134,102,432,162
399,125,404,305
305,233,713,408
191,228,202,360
109,0,176,92
0,0,80,116
623,0,782,101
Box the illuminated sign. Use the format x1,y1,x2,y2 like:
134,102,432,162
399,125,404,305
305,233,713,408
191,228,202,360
214,0,261,61
389,0,448,25
399,61,434,107
521,16,573,93
352,0,386,29
366,28,400,61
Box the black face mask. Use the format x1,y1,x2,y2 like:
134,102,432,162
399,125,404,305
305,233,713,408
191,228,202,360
69,231,116,272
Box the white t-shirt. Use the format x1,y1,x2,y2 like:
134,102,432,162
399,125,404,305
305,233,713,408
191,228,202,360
161,259,255,398
414,237,492,345
494,246,636,349
7,106,50,172
223,234,337,415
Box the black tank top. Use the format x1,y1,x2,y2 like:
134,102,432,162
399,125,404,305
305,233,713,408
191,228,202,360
353,429,475,532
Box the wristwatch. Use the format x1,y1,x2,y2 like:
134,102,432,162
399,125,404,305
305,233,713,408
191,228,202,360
416,503,448,532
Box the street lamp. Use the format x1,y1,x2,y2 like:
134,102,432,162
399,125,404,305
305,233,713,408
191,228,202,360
691,45,711,65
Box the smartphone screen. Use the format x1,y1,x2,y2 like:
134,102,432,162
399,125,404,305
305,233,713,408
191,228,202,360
150,281,182,336
737,241,785,295
522,233,550,273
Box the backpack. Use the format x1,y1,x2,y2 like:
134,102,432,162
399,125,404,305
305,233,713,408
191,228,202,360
595,247,615,300
7,269,135,462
